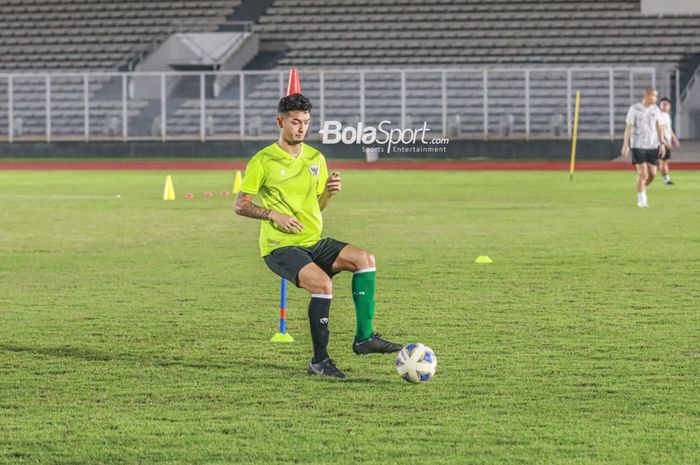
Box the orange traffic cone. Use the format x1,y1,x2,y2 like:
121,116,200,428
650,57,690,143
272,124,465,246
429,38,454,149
286,68,301,96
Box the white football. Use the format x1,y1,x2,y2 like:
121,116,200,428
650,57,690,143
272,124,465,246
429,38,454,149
396,343,437,383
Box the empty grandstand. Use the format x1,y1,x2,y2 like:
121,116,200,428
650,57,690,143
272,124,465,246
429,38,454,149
0,0,699,152
0,0,240,72
257,1,700,68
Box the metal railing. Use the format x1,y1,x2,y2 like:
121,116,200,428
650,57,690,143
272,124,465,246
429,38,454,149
0,66,656,143
680,62,700,104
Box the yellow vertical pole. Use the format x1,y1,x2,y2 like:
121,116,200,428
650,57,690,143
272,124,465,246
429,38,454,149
570,91,581,182
233,170,242,194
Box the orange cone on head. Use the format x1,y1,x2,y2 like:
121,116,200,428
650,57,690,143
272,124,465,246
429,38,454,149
286,68,301,96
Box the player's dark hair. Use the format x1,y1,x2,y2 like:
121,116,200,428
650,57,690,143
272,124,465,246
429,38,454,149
660,97,671,104
278,94,312,114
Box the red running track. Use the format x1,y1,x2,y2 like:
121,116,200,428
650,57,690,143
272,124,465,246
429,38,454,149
1,161,700,171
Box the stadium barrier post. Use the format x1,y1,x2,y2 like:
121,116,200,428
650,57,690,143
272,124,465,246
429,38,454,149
83,74,89,142
278,71,284,97
359,70,365,125
483,70,488,139
675,69,681,138
608,68,615,140
400,70,406,129
441,70,447,137
629,69,634,103
319,71,325,124
200,73,205,142
121,74,127,141
160,74,166,141
8,75,13,143
239,72,245,138
525,69,530,139
45,74,51,143
567,70,572,137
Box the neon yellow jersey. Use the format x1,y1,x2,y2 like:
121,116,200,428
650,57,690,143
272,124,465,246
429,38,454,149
241,142,328,257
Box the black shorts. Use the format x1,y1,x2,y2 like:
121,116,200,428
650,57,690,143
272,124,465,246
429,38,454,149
631,148,660,166
661,148,671,161
263,237,348,287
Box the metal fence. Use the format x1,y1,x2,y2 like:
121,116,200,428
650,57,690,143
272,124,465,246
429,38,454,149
0,66,661,142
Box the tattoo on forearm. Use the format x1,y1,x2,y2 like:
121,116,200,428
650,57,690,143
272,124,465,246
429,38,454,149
239,201,271,220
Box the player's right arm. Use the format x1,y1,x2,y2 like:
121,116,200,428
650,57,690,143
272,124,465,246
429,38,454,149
621,106,634,159
234,192,270,219
234,156,303,233
235,192,303,233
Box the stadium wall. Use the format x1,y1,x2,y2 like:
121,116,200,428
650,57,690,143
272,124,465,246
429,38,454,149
0,140,620,160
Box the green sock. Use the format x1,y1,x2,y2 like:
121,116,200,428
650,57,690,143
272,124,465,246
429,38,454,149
352,268,376,341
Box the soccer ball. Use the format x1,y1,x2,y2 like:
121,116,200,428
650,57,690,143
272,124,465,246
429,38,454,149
396,343,437,383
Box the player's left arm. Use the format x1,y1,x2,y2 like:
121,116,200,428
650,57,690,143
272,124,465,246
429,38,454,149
655,120,667,157
671,129,681,147
318,172,341,211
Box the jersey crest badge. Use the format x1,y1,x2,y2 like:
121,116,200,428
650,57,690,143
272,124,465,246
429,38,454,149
309,164,319,177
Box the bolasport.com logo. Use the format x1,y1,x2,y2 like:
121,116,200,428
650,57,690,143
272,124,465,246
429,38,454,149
318,120,449,154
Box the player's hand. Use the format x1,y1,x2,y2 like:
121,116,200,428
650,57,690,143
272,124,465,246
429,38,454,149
673,136,681,147
268,211,304,234
325,172,341,196
659,144,667,158
621,145,630,159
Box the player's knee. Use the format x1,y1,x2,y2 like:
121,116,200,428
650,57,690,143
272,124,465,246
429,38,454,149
367,253,376,268
318,279,333,295
647,171,656,181
358,251,375,270
310,277,333,295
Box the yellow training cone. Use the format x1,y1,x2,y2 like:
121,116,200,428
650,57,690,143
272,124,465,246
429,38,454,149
475,255,493,264
163,175,175,200
233,170,242,194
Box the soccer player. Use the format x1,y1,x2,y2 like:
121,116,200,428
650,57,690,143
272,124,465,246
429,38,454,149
658,97,681,185
621,87,667,207
234,93,403,379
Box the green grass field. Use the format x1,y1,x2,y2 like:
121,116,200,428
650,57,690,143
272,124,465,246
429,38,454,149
1,169,699,465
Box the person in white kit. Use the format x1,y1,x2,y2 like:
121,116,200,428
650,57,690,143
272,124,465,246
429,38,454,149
658,97,681,185
621,87,668,208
